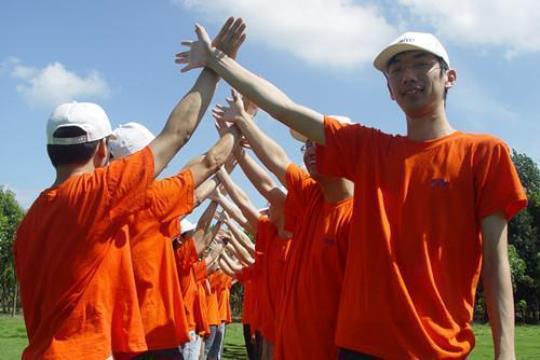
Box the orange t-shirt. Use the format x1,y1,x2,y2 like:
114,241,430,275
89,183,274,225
14,147,154,359
191,259,210,335
175,238,199,332
240,279,255,325
205,277,221,326
317,116,528,358
214,272,233,324
273,163,352,360
129,169,194,350
255,217,291,342
237,267,259,329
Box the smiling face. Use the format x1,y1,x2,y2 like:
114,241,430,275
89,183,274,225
385,51,455,117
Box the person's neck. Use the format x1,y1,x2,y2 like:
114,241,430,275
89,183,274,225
405,104,455,141
52,161,96,188
318,177,354,203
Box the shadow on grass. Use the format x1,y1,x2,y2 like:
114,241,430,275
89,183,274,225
222,343,247,360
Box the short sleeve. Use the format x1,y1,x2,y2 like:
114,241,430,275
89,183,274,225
192,261,207,282
283,163,316,232
175,238,199,274
474,140,528,220
235,267,254,282
107,146,155,222
256,216,272,250
316,116,386,181
149,169,194,222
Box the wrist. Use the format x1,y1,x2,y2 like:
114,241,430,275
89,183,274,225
207,46,225,70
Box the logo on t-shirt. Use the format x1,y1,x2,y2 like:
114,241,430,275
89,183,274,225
430,178,450,188
323,237,336,246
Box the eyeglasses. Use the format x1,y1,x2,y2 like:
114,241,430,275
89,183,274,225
300,141,314,153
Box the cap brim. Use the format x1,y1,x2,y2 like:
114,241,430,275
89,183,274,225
289,128,308,143
374,43,430,72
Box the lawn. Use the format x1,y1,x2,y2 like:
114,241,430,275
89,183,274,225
1,316,538,359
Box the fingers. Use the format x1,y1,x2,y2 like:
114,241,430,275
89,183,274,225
218,256,235,276
231,88,240,102
194,23,211,44
230,18,245,39
180,65,195,73
213,17,234,46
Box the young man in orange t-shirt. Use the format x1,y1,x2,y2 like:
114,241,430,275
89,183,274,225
13,17,246,360
179,26,528,359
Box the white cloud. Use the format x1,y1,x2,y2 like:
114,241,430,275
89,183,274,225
399,0,540,57
177,0,398,68
9,61,110,108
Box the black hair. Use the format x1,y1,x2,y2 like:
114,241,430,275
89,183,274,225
47,126,99,167
437,56,450,103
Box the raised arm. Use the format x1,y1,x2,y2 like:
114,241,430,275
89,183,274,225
218,251,243,276
150,18,246,176
213,91,292,186
216,166,260,231
192,200,219,253
183,125,242,187
197,221,224,256
176,23,325,145
212,191,253,234
481,212,515,360
221,212,255,256
235,148,286,208
224,228,255,266
193,177,220,208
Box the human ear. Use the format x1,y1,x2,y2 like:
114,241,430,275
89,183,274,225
445,69,457,89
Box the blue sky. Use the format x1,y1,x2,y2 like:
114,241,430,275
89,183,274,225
1,0,539,219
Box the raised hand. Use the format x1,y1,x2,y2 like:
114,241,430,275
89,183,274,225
175,18,246,73
176,23,212,73
212,89,248,124
212,17,246,60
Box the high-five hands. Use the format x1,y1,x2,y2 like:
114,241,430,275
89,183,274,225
175,17,246,73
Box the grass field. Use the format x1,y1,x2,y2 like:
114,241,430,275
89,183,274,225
1,316,538,359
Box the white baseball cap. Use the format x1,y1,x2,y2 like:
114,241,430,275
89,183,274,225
373,32,450,72
290,115,351,143
108,122,155,159
180,219,196,235
47,101,113,145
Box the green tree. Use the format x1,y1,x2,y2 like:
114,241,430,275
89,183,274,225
509,151,540,322
0,187,25,315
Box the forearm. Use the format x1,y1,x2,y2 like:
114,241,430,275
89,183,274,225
235,148,285,206
194,177,220,208
204,221,223,248
226,220,255,255
235,116,290,186
482,213,515,359
151,68,219,175
217,168,259,229
483,254,515,359
188,126,242,187
206,50,325,144
226,234,254,266
196,200,219,234
216,195,253,234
